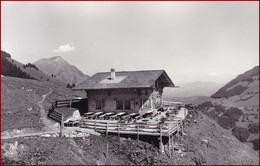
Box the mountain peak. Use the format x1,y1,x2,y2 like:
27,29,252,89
48,56,66,63
34,56,89,85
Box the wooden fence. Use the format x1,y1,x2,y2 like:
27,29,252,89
48,98,87,137
80,119,182,137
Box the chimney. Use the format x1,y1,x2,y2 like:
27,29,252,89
111,68,115,80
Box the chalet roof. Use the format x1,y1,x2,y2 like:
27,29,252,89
74,70,175,90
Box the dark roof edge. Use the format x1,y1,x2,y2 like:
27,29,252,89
154,70,175,87
73,86,155,91
95,69,165,74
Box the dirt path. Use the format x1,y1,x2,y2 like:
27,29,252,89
2,89,59,139
1,131,58,140
38,88,59,132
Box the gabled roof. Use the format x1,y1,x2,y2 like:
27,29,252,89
74,70,175,90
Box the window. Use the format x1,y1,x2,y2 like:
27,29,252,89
116,100,123,110
124,100,131,110
96,100,102,109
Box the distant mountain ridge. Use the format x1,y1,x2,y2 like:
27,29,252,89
163,81,224,98
212,66,259,99
34,56,89,85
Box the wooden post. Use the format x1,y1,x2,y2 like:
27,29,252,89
181,119,183,135
118,123,121,149
106,122,108,137
60,115,64,138
177,120,179,140
159,124,164,154
118,123,120,137
95,121,97,131
106,141,109,158
168,124,171,157
137,124,139,140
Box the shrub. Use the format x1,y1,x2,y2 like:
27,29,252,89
232,126,250,142
214,105,226,113
223,107,243,121
66,83,76,88
248,123,259,134
217,116,235,129
23,63,39,71
251,139,259,150
196,101,213,111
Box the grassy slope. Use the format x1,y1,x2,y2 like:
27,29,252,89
1,76,84,132
181,111,258,165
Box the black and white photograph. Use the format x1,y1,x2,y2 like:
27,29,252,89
1,1,259,165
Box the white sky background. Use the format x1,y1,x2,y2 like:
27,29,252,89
1,1,259,84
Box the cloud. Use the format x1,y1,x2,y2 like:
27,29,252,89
53,43,75,53
208,72,219,76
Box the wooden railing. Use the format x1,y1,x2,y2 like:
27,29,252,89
162,101,185,107
80,119,182,137
48,98,86,123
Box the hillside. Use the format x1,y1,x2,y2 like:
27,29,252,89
1,50,65,86
1,76,85,133
196,66,259,150
1,76,259,165
212,66,259,99
1,50,32,79
163,81,224,98
34,56,89,85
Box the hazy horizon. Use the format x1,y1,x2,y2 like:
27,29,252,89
1,1,259,84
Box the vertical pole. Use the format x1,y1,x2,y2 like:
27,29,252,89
95,121,97,131
106,122,108,137
137,124,139,140
177,120,179,140
70,99,72,108
171,133,174,148
181,119,183,135
168,123,171,157
118,123,120,137
159,124,164,153
118,123,121,149
60,114,64,138
106,141,109,158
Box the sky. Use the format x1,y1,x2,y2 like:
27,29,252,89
1,1,259,85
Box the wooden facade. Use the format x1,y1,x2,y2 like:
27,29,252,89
87,88,162,114
74,69,175,114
